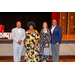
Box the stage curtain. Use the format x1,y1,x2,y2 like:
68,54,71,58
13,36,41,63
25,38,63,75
51,12,59,26
0,12,52,32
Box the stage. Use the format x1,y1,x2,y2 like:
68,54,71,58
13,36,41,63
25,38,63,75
62,34,75,40
0,12,75,62
0,34,75,61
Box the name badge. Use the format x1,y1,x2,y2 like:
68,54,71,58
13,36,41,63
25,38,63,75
44,31,47,33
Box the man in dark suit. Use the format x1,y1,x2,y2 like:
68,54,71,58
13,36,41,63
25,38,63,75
50,19,62,62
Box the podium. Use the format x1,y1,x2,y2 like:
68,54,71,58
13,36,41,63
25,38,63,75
0,25,12,39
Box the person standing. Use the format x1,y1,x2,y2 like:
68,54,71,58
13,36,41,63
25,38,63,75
40,22,50,62
11,21,25,62
24,21,40,62
50,19,62,62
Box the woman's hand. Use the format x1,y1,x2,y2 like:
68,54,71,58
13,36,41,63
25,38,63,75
34,44,37,48
45,43,48,46
24,40,26,47
24,45,26,48
34,40,38,48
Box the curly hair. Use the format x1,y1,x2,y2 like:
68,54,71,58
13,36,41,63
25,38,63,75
27,21,36,28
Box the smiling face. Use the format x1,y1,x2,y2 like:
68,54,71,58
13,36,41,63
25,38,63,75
16,21,21,28
43,22,48,29
29,25,34,30
52,19,57,26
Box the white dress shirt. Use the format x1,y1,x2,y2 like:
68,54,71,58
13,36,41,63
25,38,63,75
17,28,21,33
51,25,56,34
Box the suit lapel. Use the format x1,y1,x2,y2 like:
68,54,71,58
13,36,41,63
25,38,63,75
53,25,58,34
54,25,58,31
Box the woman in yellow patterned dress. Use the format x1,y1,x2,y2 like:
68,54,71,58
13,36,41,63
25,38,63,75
24,21,40,62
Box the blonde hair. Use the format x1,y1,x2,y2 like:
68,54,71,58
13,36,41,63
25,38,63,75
43,22,49,29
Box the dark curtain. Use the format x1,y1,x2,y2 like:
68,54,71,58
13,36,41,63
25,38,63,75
0,12,52,32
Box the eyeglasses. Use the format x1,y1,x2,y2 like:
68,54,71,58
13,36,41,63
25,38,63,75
52,22,56,23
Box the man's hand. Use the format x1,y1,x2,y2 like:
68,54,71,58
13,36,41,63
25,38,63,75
56,43,59,46
17,40,22,45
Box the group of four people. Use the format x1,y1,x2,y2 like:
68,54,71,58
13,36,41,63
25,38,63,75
11,19,62,62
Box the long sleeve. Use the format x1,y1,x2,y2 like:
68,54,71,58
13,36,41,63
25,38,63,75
46,29,50,43
35,30,40,40
40,29,42,38
11,29,18,42
57,27,62,43
21,30,25,41
50,27,51,34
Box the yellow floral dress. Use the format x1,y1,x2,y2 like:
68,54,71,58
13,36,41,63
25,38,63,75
25,30,40,62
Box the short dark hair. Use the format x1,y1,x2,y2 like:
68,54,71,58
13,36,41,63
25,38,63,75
52,19,57,22
16,21,21,24
27,21,36,28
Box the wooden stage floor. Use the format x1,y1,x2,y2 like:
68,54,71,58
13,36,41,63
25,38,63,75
0,59,75,62
62,34,75,40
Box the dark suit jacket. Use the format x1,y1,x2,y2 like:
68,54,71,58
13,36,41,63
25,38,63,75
50,25,62,44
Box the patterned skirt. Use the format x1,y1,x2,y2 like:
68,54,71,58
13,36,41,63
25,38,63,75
39,42,50,61
24,46,40,62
